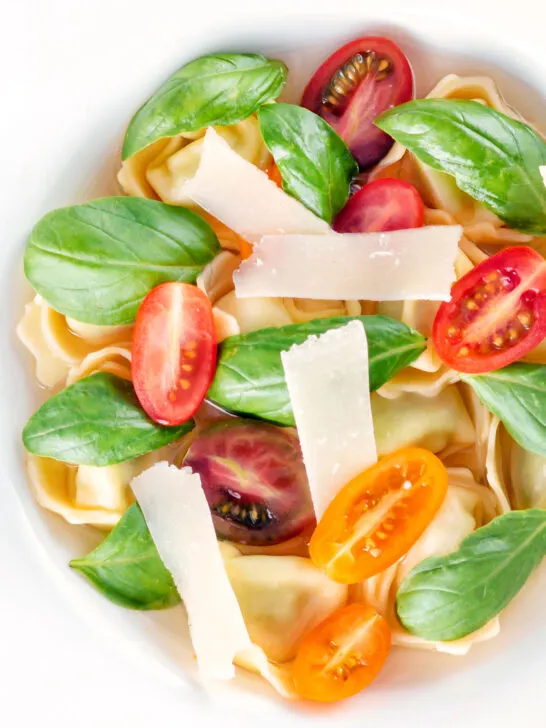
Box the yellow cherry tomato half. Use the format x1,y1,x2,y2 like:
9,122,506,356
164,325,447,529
309,447,449,584
292,603,391,703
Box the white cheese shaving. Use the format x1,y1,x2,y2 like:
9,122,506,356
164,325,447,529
184,128,329,242
132,463,264,681
540,165,546,187
234,226,462,301
281,321,377,519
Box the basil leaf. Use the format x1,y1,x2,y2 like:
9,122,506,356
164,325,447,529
376,99,546,235
207,315,426,426
461,363,546,457
122,54,287,159
70,504,180,610
24,197,219,325
396,509,546,641
258,104,358,223
23,372,193,466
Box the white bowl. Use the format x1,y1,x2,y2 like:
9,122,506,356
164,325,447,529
2,1,546,725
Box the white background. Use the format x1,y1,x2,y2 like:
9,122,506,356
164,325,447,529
1,0,545,726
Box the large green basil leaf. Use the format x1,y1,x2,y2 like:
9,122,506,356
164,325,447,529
376,99,546,235
461,363,546,457
258,103,358,223
23,373,193,466
24,197,219,325
122,54,287,159
70,503,180,610
396,509,546,641
207,316,426,426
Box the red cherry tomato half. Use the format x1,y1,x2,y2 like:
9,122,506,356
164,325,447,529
301,36,413,169
132,282,217,425
433,246,546,374
334,178,424,233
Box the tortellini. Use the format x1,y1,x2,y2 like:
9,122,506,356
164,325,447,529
487,419,546,511
17,296,133,389
355,469,500,654
118,115,272,209
371,386,475,457
27,442,190,528
221,545,347,664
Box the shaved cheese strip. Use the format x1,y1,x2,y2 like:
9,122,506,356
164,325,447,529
541,165,546,187
132,463,256,681
234,226,462,301
281,321,377,519
184,128,329,242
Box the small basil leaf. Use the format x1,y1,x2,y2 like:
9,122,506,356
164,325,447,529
396,509,546,641
258,103,358,223
23,372,193,466
70,504,180,610
376,99,546,235
24,197,219,325
461,363,546,457
207,315,426,426
122,53,287,159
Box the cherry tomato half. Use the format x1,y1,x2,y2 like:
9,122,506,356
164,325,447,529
334,178,424,233
132,282,217,425
292,603,391,703
433,246,546,374
184,419,314,545
301,36,413,169
309,448,448,584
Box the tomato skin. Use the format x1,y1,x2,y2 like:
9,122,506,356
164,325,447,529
132,282,217,426
301,36,413,169
334,178,424,233
266,163,283,188
433,246,546,374
309,447,448,584
292,603,391,703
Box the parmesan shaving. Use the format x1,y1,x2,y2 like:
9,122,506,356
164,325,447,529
281,321,377,519
234,226,462,301
132,463,261,681
184,128,329,242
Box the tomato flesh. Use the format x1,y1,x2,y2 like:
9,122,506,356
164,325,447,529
292,603,391,703
334,178,424,233
301,36,413,169
132,282,217,425
184,419,315,545
309,448,448,584
433,246,546,374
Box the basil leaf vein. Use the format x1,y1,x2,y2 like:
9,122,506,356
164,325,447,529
258,103,358,223
396,510,546,641
461,362,546,457
70,503,180,610
24,197,219,325
376,99,546,235
122,53,287,159
207,315,426,426
23,372,193,466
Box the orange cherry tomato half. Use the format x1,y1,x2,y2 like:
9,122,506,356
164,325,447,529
292,603,391,703
433,246,546,374
309,447,448,584
132,282,217,425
